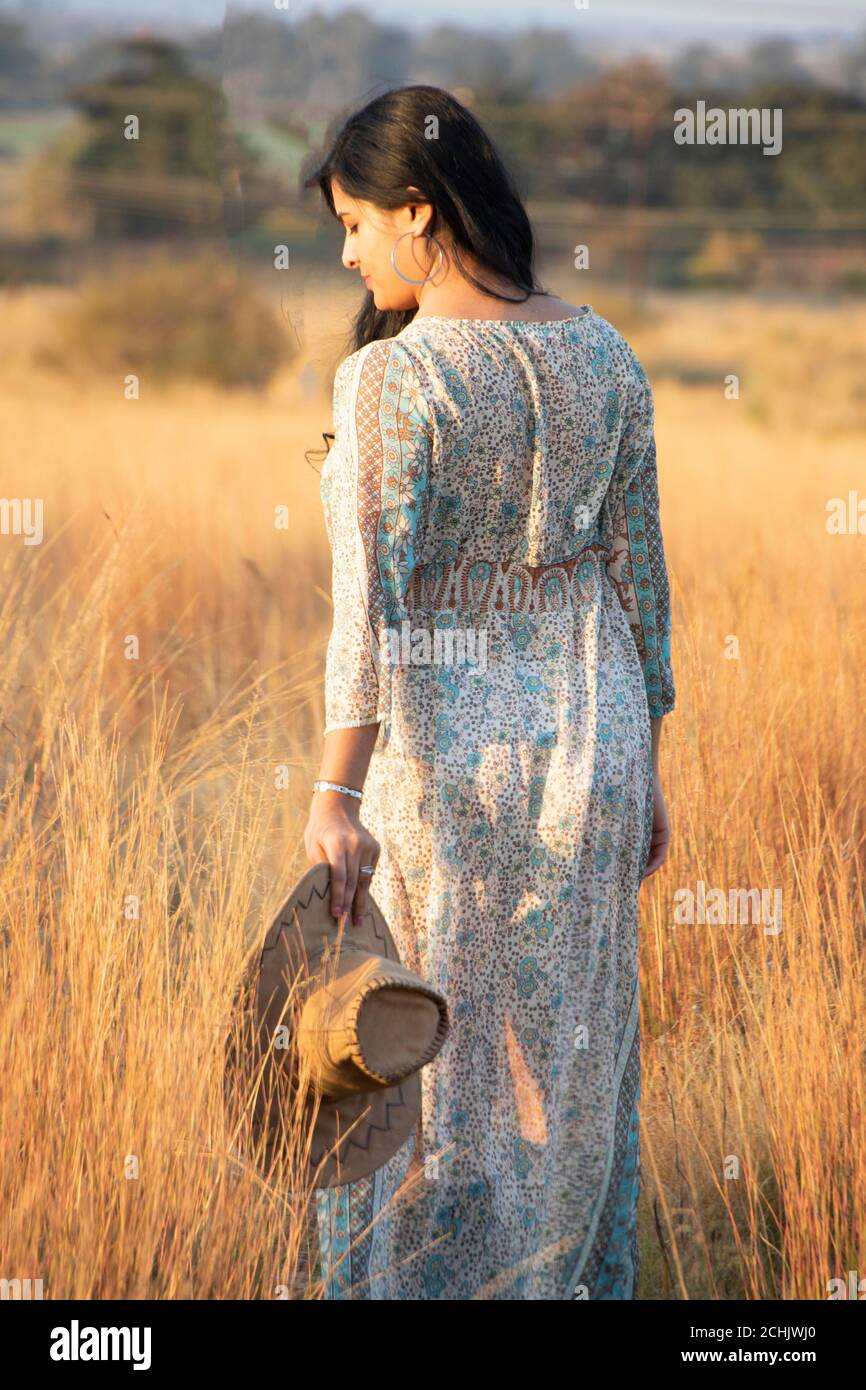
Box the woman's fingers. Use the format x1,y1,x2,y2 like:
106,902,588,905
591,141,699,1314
306,825,381,921
326,847,347,920
643,850,662,878
343,853,359,926
329,834,363,924
352,842,380,924
642,829,670,878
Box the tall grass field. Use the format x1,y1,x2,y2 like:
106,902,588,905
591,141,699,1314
1,277,864,1299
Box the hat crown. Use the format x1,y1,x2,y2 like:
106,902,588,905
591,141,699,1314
299,955,448,1099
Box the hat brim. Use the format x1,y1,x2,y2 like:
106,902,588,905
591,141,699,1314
247,862,428,1188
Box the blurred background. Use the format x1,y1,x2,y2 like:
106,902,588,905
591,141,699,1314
1,0,865,1301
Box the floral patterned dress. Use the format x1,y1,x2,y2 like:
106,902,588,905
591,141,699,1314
314,306,675,1300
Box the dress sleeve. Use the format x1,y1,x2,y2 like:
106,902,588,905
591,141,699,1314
319,337,434,740
603,358,676,719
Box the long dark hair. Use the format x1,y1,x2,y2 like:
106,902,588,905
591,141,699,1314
302,84,550,362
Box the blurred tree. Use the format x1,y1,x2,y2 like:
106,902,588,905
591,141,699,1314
60,35,274,238
668,81,866,213
507,26,596,97
485,59,866,217
840,31,866,102
407,25,514,96
669,43,738,93
745,38,810,88
221,10,410,120
0,16,43,107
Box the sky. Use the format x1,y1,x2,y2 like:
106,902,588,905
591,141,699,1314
15,0,866,42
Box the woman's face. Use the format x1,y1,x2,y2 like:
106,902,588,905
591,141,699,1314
331,177,439,312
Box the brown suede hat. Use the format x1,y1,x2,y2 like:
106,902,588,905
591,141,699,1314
233,862,449,1187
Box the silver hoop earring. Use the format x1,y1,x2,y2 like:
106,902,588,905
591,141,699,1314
390,230,445,286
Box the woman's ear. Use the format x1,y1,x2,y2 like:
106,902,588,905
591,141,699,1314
404,188,432,224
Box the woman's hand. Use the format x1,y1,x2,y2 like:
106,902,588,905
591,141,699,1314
642,774,671,879
303,789,381,924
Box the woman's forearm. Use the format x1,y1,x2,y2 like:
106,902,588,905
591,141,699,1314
316,721,380,795
306,721,382,921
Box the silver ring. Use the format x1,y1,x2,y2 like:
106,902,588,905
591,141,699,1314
359,865,375,875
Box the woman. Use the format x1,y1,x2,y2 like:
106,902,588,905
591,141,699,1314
302,85,674,1300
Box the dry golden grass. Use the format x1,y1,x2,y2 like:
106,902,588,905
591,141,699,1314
1,281,864,1299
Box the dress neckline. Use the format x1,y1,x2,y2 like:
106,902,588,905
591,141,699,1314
401,305,592,329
